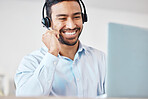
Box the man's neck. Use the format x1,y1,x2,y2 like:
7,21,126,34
59,41,79,60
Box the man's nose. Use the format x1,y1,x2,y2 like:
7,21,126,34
66,18,76,29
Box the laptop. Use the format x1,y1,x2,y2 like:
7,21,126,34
106,23,148,98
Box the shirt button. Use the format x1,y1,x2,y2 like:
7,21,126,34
53,61,57,65
77,78,79,81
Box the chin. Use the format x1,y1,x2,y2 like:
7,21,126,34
59,37,79,46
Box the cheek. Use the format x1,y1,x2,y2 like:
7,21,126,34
52,21,64,31
78,22,83,31
76,20,83,27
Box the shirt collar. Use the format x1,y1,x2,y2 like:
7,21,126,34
77,41,86,53
58,41,86,60
43,41,86,57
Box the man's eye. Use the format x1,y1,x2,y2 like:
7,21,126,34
58,18,66,20
74,16,81,19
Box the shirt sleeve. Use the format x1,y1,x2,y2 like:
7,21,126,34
101,52,106,94
15,52,59,96
97,51,106,96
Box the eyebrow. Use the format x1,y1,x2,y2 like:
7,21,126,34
56,14,68,17
73,12,82,16
56,12,82,17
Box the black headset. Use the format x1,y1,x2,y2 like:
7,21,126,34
41,0,88,29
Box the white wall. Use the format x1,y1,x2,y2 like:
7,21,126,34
82,7,148,53
0,0,148,95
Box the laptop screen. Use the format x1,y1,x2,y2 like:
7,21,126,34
106,23,148,98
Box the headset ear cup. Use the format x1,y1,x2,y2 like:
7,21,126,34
84,13,88,22
82,13,84,23
45,17,51,28
82,13,88,23
41,17,51,28
41,18,46,27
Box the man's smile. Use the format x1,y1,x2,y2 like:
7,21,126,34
60,28,80,38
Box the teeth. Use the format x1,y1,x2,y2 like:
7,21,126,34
64,32,76,35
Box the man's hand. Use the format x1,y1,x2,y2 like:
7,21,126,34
42,30,61,56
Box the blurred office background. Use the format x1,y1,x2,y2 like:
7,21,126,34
0,0,148,96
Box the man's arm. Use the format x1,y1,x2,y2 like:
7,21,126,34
15,29,61,96
15,52,59,96
97,51,106,97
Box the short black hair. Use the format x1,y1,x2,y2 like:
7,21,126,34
45,0,82,19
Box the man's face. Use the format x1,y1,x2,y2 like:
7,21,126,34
51,1,83,46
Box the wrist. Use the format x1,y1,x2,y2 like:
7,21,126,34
48,49,59,57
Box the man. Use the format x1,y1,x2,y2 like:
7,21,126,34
15,0,106,97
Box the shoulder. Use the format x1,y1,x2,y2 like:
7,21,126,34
18,47,48,70
83,44,106,59
84,45,106,79
82,45,106,70
29,47,48,57
23,47,47,61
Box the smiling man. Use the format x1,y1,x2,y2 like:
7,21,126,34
15,0,106,97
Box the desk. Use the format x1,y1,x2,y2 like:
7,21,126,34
0,97,148,99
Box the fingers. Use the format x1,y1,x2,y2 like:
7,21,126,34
45,30,59,39
42,29,61,56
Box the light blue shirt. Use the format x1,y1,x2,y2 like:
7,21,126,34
15,42,106,97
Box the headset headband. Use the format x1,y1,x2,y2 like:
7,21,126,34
41,0,88,28
42,2,47,21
